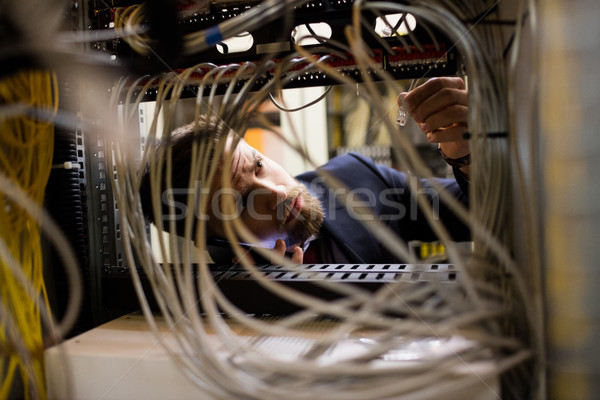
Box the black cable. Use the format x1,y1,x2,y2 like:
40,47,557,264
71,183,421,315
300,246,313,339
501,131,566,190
463,131,508,139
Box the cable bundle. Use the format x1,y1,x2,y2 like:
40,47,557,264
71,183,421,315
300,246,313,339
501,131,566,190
0,69,59,399
106,1,542,399
0,70,83,400
0,70,56,399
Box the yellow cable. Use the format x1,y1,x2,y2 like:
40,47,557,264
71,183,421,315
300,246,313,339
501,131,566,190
0,69,57,400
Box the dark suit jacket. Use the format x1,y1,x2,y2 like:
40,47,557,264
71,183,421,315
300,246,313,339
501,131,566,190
295,152,470,264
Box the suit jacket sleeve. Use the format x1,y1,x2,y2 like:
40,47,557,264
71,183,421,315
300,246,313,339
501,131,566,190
296,153,470,263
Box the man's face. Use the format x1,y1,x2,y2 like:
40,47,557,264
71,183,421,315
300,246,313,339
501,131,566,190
207,139,324,248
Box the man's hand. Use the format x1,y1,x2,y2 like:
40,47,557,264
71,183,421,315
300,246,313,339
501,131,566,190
232,238,303,264
398,77,470,174
274,239,303,264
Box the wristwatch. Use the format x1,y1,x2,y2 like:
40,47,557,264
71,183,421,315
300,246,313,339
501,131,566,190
438,143,471,168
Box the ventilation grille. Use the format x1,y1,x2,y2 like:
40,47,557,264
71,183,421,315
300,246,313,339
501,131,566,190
211,263,457,283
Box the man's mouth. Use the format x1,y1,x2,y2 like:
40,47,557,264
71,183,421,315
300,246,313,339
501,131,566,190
285,195,302,225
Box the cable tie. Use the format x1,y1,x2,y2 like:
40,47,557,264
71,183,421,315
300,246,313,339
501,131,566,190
205,26,223,46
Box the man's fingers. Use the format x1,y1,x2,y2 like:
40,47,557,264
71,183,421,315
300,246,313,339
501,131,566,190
405,77,465,110
398,77,469,145
410,89,468,125
419,105,468,135
274,239,287,255
233,240,303,265
274,239,303,264
291,247,304,264
425,123,468,143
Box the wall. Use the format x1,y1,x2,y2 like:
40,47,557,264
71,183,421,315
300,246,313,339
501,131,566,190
540,1,600,398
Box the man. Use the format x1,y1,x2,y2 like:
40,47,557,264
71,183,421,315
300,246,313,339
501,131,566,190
140,77,471,264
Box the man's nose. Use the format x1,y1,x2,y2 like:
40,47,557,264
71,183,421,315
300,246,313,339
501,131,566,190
267,184,287,211
254,182,287,211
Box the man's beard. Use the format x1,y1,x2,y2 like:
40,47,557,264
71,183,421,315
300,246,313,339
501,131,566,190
277,184,324,247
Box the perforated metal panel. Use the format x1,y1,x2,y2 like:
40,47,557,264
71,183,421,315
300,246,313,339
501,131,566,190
211,263,457,283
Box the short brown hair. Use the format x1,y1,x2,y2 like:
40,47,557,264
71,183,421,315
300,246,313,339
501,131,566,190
138,115,234,237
